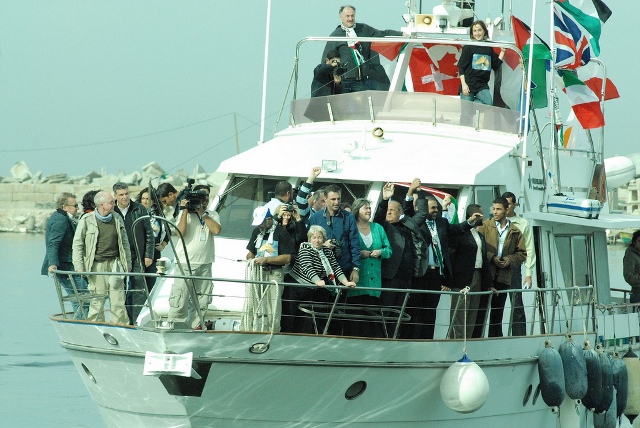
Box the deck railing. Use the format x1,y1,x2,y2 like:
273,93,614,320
291,90,521,134
51,268,639,346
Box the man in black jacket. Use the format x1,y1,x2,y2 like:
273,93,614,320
113,182,155,324
448,204,492,339
373,181,428,321
41,192,88,318
322,5,404,92
405,192,480,339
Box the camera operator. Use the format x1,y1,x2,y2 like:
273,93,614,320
169,184,221,329
311,50,344,97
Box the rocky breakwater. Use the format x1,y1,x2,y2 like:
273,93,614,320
0,160,224,233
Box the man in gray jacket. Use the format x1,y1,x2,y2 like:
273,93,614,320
73,191,132,324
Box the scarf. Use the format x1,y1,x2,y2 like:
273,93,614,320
427,219,444,275
95,211,113,223
254,223,277,255
340,23,365,66
66,212,78,228
316,246,336,284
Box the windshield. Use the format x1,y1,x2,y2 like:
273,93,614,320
216,176,370,239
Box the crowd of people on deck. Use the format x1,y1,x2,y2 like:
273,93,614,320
42,169,640,340
239,166,537,340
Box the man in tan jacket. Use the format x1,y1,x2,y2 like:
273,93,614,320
73,191,132,324
475,197,526,337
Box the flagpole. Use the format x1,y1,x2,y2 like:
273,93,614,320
548,0,562,194
519,0,538,210
258,0,272,145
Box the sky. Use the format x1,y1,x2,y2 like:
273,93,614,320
0,0,635,179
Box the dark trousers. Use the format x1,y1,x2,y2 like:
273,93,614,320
280,275,315,333
509,267,527,336
475,280,509,338
144,259,157,292
341,79,368,93
126,258,148,325
405,269,442,339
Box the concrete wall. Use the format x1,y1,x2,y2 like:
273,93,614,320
0,183,144,232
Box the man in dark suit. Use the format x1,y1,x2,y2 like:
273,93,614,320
448,204,492,339
373,181,428,313
405,194,479,339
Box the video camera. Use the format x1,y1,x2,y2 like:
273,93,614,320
332,61,349,77
180,178,209,212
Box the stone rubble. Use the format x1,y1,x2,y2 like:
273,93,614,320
0,160,226,234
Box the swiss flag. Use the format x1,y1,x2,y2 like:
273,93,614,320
409,44,461,95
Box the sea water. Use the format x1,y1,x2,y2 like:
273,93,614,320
0,233,634,427
0,233,103,427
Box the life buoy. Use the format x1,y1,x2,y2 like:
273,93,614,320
559,335,588,400
612,352,629,419
439,353,489,413
593,389,617,428
623,349,640,423
538,340,566,407
583,340,602,412
596,348,614,414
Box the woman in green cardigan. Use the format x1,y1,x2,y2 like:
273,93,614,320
344,198,392,337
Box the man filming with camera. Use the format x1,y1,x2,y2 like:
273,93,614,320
311,50,344,97
169,183,221,329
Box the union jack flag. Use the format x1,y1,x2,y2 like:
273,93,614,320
554,4,593,69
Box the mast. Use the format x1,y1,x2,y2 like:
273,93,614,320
258,0,272,145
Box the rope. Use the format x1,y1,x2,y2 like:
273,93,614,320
460,286,470,355
242,260,279,339
242,260,267,331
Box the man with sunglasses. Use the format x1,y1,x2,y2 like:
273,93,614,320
42,192,88,319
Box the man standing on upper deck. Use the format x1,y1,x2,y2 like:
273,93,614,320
72,191,132,324
112,182,155,324
502,191,536,336
323,5,405,93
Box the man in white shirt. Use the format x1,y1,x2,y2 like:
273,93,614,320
169,185,221,329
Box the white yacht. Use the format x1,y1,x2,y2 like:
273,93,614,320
50,1,640,427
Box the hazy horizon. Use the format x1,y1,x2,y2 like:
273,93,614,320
0,1,635,179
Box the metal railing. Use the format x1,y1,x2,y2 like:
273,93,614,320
51,266,636,346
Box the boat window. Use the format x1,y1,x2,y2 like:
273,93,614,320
471,186,500,215
215,177,369,239
215,176,282,239
553,235,594,305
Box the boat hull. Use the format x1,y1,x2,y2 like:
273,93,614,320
52,319,590,427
